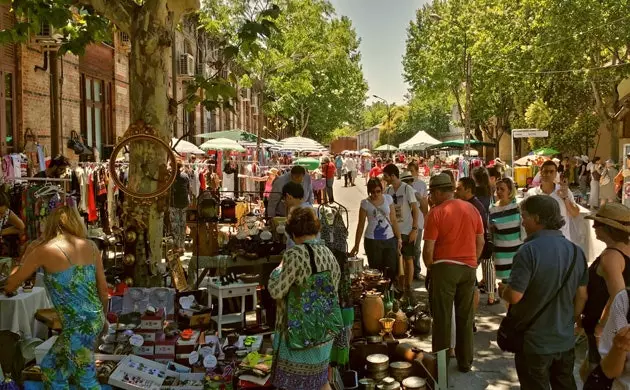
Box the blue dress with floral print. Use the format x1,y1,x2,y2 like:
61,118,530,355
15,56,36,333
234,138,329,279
40,245,104,390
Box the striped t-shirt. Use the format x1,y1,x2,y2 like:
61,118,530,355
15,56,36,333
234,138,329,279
489,199,523,281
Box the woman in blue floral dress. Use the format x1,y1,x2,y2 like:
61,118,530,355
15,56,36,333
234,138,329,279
269,207,340,390
7,206,108,389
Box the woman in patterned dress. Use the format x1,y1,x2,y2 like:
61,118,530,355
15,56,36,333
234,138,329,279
6,206,108,389
269,207,341,390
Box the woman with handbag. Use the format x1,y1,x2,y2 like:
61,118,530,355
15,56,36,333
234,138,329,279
268,207,341,390
349,178,402,278
580,203,630,382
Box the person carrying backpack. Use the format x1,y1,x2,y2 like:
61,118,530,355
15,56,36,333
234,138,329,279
268,207,342,390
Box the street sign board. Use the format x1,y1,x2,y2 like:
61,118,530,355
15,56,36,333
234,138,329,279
512,129,548,138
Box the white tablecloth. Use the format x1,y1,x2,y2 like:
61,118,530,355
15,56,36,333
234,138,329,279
0,287,52,338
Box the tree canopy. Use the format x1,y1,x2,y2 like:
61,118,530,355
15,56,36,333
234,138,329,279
403,0,630,159
205,0,368,142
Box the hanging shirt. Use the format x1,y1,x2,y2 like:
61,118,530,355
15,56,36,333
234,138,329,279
37,145,46,172
87,173,98,222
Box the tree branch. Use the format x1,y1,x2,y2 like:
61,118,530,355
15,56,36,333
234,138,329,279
78,0,138,33
167,0,200,27
590,80,613,123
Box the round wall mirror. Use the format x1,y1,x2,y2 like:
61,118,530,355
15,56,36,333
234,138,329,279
109,121,177,200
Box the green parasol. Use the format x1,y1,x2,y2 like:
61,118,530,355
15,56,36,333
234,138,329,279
294,157,320,171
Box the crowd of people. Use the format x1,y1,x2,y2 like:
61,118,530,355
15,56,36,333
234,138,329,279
6,146,630,390
265,149,630,389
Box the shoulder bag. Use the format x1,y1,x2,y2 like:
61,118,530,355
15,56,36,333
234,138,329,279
285,243,343,350
583,289,630,390
497,243,578,353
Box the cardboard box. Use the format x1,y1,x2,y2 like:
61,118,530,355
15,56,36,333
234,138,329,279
140,308,165,330
133,342,155,357
135,330,161,343
155,334,178,356
175,330,200,354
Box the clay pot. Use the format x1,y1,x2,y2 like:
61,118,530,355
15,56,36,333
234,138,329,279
402,377,426,390
390,303,408,338
414,312,432,335
389,361,412,382
362,291,384,336
395,343,420,362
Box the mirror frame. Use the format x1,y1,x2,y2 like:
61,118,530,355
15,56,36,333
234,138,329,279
109,120,178,200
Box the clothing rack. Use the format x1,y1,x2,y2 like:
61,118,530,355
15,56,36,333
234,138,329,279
2,176,71,182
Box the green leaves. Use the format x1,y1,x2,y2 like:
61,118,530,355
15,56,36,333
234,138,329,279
403,0,630,157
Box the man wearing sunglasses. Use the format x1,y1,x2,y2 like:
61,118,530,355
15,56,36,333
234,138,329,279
382,164,420,294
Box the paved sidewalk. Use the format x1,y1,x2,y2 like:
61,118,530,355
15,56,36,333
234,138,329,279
332,177,587,389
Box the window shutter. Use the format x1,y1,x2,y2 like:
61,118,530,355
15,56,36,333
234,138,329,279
0,5,16,62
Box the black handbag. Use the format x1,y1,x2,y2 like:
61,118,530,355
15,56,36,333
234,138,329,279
583,289,630,390
497,243,578,353
67,130,92,155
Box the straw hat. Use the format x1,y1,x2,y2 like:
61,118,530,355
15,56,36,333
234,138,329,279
400,171,414,182
585,203,630,233
429,173,454,190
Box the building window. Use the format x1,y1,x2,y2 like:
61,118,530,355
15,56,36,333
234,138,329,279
0,72,14,154
81,75,112,155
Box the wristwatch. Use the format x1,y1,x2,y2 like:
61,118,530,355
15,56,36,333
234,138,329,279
411,226,418,231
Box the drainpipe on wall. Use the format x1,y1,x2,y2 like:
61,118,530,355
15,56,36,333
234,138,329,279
171,32,178,137
49,51,61,155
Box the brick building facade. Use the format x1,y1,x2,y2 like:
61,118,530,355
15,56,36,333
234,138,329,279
0,6,275,164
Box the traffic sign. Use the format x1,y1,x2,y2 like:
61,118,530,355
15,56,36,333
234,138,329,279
512,129,548,138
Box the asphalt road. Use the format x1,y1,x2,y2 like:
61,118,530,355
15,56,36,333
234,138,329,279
330,176,587,389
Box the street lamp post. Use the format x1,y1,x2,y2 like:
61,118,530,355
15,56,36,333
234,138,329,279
372,94,392,157
430,13,472,159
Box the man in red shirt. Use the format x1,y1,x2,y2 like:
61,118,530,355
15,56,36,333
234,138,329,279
321,157,336,203
369,158,383,178
423,173,484,373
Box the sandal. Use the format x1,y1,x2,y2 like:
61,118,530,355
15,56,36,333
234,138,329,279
487,297,501,306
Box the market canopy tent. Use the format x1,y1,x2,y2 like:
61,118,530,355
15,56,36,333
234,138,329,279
271,136,327,152
374,144,398,152
399,131,441,151
170,138,205,155
426,139,495,149
199,138,246,152
194,129,275,144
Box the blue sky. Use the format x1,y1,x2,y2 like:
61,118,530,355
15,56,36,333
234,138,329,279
328,0,429,105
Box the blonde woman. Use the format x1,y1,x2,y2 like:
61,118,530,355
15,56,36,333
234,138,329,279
6,206,108,389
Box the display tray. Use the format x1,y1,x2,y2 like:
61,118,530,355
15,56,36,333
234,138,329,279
108,355,167,390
